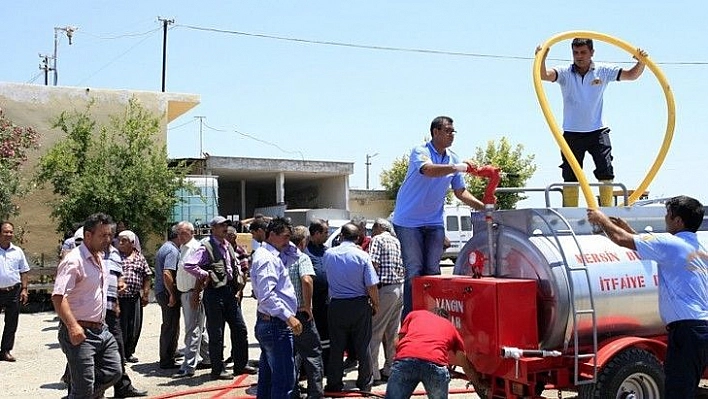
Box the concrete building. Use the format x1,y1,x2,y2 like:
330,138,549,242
177,156,354,221
2,82,390,264
0,82,199,263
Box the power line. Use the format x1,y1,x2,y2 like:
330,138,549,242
76,28,161,86
79,27,162,40
176,23,708,66
167,118,195,130
201,121,305,161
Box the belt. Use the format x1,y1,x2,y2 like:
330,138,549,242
666,319,708,331
0,283,20,292
76,320,104,330
331,296,368,301
257,312,272,321
377,282,401,289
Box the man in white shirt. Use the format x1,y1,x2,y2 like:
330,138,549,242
0,221,30,362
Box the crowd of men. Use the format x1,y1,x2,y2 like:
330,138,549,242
0,207,491,399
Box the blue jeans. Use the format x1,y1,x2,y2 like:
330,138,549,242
393,224,445,321
385,358,450,399
255,315,295,399
58,323,122,399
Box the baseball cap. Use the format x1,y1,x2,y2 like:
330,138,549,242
209,216,228,227
73,227,84,242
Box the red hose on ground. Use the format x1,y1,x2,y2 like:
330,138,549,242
149,374,478,398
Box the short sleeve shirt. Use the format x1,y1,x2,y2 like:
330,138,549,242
392,141,465,227
634,231,708,324
323,241,379,299
0,243,30,288
555,62,621,132
53,244,109,323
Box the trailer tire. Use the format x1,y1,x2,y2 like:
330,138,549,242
578,348,664,399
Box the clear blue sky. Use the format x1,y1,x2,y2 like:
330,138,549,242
3,1,706,207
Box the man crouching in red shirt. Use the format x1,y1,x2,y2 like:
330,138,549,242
384,308,487,399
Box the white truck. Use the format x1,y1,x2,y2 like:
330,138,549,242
441,204,473,262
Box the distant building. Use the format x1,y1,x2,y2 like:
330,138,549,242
0,82,199,263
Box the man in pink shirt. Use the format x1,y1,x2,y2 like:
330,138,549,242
52,213,122,398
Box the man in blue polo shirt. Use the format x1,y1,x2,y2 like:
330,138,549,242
392,116,486,321
536,38,648,207
588,196,708,399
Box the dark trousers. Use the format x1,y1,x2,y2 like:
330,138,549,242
118,295,143,359
327,296,373,390
312,290,330,372
106,309,133,394
664,320,708,399
560,128,614,182
203,285,249,375
155,290,181,366
0,284,20,352
293,311,324,398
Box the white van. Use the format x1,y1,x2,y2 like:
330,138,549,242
442,204,473,261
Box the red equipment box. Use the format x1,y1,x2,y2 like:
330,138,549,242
412,275,539,375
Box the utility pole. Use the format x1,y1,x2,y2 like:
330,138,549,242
365,153,379,190
158,17,174,92
52,26,76,86
38,54,52,86
195,116,206,158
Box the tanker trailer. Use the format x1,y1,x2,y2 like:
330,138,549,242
412,205,708,398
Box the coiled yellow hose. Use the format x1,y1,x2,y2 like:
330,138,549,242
533,31,675,207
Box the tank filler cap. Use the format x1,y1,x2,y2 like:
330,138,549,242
468,250,485,278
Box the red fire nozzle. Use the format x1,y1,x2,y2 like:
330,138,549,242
467,164,501,205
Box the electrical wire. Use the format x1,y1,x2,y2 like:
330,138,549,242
200,121,306,161
175,23,708,66
167,119,195,130
26,71,44,84
79,26,162,40
76,28,161,86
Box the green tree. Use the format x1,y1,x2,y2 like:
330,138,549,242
379,153,409,200
0,110,39,221
379,137,536,210
34,98,190,244
465,137,536,209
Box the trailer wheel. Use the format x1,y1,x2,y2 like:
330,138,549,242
578,348,664,399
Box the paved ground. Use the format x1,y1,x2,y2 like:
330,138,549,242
4,269,708,398
2,293,488,399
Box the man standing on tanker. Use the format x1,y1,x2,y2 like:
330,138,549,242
536,38,648,207
587,196,708,399
392,116,487,321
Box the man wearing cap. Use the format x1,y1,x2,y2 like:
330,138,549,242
60,226,84,260
184,216,256,380
0,221,30,362
52,213,122,397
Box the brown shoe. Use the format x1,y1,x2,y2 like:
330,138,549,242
0,351,16,362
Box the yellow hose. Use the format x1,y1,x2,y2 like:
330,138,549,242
533,31,675,207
